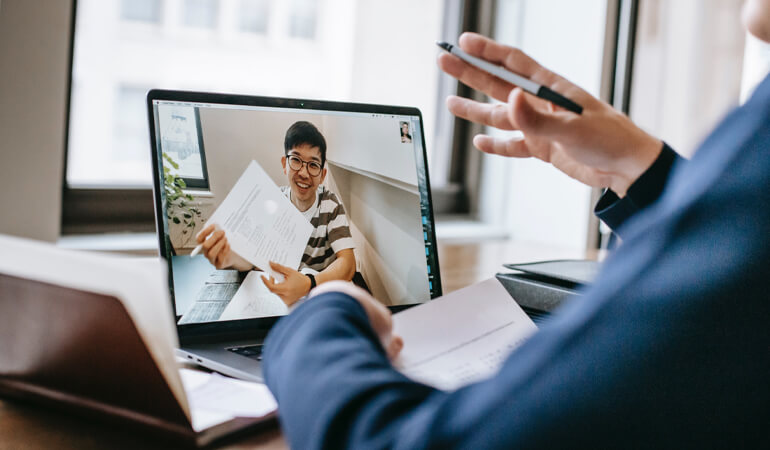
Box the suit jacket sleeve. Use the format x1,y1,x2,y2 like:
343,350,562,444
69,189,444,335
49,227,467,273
594,143,680,236
262,81,770,448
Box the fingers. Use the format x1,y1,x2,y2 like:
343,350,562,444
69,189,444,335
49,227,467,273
211,241,229,268
438,52,515,103
268,261,291,275
440,32,594,111
446,96,515,130
207,235,228,269
473,134,531,158
385,335,404,360
201,230,226,265
438,32,551,103
196,224,216,243
507,88,576,140
201,229,225,251
458,32,543,79
262,274,277,291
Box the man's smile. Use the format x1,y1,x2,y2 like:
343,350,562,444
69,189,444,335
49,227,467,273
294,179,312,190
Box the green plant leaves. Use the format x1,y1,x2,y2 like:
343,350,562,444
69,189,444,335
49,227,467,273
162,152,205,246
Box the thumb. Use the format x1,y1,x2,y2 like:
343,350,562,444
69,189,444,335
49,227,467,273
508,88,572,138
386,335,404,360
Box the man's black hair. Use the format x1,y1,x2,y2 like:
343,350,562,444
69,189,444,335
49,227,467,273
284,121,327,166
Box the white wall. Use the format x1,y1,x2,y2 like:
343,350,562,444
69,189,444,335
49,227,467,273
327,165,428,306
322,115,419,186
349,0,444,163
199,107,323,203
0,0,72,241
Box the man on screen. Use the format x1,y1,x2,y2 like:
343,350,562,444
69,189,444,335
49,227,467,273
196,121,356,305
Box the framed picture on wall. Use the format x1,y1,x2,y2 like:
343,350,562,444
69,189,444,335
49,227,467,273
158,104,210,189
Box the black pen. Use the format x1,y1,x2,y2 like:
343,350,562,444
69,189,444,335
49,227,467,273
437,41,583,114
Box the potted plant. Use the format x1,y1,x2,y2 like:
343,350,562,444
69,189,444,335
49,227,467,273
163,152,203,248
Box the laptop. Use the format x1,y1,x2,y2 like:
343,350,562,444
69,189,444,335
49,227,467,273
147,89,442,382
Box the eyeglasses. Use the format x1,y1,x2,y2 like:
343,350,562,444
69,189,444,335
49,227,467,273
287,155,323,176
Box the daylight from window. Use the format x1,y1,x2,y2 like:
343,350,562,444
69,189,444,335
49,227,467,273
67,0,443,187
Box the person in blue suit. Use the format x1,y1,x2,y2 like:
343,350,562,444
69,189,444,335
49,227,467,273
262,1,770,447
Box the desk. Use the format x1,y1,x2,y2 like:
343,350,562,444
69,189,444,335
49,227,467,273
0,238,600,449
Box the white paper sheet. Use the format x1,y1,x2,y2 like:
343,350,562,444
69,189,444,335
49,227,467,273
180,368,277,432
205,161,313,282
219,271,289,320
392,278,538,391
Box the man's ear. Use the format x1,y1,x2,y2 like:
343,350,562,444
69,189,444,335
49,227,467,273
281,156,287,173
320,167,327,183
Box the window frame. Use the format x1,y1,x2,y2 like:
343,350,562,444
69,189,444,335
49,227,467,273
61,0,640,238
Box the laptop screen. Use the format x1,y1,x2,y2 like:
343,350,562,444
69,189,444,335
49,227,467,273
148,91,441,327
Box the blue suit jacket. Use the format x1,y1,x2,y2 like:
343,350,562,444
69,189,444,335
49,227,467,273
262,76,770,448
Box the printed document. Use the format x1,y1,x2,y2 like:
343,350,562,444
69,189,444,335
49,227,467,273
204,161,313,282
392,278,538,391
219,271,288,320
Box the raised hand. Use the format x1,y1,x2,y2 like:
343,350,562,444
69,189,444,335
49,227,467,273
438,32,662,197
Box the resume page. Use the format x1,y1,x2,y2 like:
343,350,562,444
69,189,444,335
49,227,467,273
204,161,313,282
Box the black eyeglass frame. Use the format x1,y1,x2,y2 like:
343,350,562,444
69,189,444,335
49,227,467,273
286,154,324,177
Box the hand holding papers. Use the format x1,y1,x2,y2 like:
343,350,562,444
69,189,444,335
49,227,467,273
199,161,313,282
392,278,538,391
219,271,289,320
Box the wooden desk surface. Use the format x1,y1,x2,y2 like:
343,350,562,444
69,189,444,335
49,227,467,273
1,238,600,449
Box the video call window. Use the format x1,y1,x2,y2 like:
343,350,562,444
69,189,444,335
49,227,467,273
153,100,439,325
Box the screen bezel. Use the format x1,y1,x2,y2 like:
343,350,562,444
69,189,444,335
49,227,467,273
146,89,442,341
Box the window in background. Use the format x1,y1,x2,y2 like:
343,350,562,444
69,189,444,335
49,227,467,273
239,0,270,34
183,0,218,29
288,0,317,39
66,0,444,190
120,0,162,23
450,0,611,250
629,0,745,158
114,85,154,166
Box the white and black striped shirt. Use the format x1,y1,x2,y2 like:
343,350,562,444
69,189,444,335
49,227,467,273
281,186,355,272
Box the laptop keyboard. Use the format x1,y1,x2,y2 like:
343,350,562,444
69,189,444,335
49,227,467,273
227,344,264,361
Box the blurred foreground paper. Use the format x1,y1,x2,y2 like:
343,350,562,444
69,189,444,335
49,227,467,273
393,278,538,391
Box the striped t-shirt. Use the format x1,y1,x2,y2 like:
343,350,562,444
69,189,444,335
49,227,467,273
280,186,355,272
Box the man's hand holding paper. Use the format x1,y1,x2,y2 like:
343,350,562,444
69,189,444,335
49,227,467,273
196,226,252,271
195,161,313,284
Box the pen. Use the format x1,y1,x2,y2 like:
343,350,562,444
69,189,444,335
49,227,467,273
189,226,217,258
436,41,583,114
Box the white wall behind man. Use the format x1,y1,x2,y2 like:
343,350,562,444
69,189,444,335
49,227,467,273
0,0,72,241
